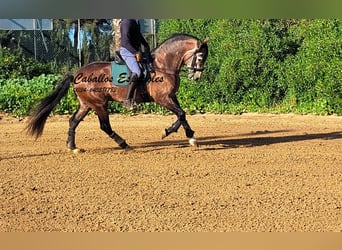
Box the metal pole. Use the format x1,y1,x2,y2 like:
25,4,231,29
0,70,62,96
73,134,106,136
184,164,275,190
78,19,81,67
152,19,156,48
36,19,49,53
33,19,37,60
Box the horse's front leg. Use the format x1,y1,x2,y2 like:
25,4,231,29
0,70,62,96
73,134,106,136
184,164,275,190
161,97,197,146
162,119,181,139
179,111,197,146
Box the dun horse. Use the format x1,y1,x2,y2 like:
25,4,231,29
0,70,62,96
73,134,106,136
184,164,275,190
26,33,209,151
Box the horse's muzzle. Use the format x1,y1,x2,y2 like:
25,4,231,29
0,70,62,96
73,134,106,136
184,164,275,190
191,71,203,81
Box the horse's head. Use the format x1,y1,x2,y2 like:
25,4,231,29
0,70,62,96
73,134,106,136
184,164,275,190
153,34,209,79
184,37,209,81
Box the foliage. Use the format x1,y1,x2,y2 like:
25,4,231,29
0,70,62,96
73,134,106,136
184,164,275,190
0,74,62,117
280,20,342,114
158,19,342,115
0,19,341,117
0,47,55,79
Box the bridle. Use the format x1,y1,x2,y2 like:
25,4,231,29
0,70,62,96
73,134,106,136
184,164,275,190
151,41,207,76
185,47,206,73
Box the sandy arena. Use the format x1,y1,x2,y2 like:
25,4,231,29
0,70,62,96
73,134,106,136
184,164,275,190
0,113,341,232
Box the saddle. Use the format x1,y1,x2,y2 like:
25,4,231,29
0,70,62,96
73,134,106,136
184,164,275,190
114,51,125,65
111,51,153,102
113,50,152,84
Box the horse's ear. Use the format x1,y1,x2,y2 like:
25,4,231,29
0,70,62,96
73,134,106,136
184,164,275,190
203,37,210,44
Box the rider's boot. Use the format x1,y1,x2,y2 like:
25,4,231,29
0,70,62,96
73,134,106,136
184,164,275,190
123,73,138,110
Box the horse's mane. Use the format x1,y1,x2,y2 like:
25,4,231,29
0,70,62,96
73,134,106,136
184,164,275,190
162,33,200,44
152,33,200,52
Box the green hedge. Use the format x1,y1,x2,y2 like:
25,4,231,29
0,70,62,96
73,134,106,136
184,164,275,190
0,74,73,117
0,73,170,117
158,19,342,115
0,47,55,79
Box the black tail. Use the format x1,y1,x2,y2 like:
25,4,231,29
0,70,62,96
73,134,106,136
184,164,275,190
26,75,74,138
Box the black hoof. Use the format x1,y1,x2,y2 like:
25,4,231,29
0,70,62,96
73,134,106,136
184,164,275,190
119,140,132,151
124,145,133,152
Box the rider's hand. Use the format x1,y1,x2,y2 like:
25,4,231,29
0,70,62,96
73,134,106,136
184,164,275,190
135,52,142,62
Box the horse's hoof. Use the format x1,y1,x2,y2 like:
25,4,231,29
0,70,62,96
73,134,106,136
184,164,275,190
124,145,133,152
189,137,198,147
68,148,85,154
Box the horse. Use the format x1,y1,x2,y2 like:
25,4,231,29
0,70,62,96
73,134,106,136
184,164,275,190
26,33,209,152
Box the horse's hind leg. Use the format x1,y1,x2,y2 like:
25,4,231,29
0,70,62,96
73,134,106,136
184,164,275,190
95,106,132,151
67,105,90,151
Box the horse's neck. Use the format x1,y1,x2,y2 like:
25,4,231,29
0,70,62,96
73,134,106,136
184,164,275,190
153,41,196,72
154,49,183,70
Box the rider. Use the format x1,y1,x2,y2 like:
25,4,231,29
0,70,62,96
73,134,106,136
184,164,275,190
119,19,152,110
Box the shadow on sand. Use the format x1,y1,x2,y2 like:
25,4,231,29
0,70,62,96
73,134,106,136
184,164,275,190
139,130,342,151
2,130,341,159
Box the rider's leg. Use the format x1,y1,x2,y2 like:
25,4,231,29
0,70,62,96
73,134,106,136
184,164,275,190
124,72,138,110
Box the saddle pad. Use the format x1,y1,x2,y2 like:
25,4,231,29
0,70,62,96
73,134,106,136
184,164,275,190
111,61,131,86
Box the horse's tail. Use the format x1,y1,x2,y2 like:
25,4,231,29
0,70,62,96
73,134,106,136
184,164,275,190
26,75,74,138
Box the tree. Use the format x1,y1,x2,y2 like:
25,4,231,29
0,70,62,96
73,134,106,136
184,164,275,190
110,19,121,59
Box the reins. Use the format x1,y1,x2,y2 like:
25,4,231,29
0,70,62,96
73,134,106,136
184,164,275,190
151,66,181,76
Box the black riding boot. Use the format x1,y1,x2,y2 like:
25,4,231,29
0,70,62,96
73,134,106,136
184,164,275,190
123,73,138,110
